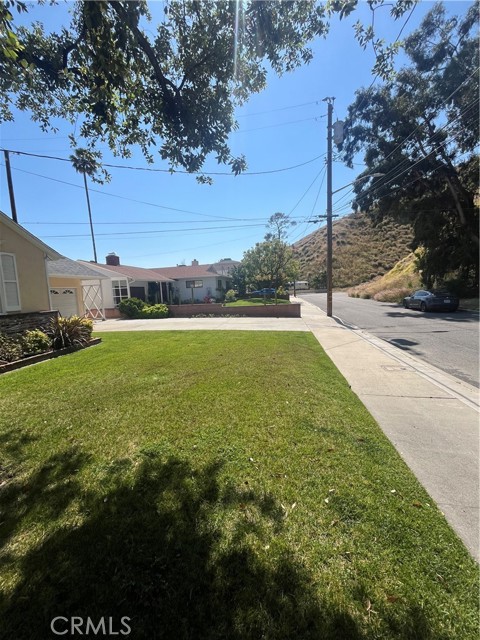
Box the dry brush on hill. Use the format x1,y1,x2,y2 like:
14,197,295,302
293,211,413,288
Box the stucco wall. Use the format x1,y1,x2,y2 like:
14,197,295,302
0,222,51,312
174,276,229,302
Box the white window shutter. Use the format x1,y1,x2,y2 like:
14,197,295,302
0,254,21,311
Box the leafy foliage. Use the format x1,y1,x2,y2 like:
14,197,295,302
224,289,237,303
343,1,479,290
0,333,23,362
140,303,169,319
229,264,247,297
1,0,414,176
21,329,51,356
47,315,93,350
117,297,146,318
118,298,169,319
242,239,299,291
265,212,296,241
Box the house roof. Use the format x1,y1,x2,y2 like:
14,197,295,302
77,261,174,283
47,257,110,279
211,259,241,275
150,264,222,279
0,210,63,260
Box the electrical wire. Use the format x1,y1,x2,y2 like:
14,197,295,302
40,222,267,239
0,147,326,177
236,99,322,118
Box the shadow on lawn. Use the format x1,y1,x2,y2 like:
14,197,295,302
0,448,435,640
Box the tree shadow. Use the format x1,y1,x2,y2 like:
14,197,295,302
0,451,440,640
385,307,479,323
0,452,365,640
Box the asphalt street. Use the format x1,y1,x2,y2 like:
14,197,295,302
303,292,480,388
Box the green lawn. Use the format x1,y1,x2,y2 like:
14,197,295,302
0,332,478,640
225,297,291,306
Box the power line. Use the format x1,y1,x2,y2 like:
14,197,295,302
41,222,267,239
1,147,326,176
236,99,322,118
236,115,325,134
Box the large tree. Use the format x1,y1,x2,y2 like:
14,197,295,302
242,239,299,290
1,0,414,177
342,1,479,289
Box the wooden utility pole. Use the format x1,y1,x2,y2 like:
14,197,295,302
3,150,18,223
323,97,334,317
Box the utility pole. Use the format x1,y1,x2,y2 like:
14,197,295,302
3,150,18,223
82,171,98,263
323,97,334,317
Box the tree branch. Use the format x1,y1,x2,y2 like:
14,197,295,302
107,1,178,108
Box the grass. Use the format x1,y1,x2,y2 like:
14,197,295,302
225,297,291,306
0,331,478,640
348,253,422,302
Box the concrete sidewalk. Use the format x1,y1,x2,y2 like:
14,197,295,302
95,299,479,560
298,297,479,562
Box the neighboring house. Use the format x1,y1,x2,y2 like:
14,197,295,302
77,253,174,318
47,257,109,319
211,258,241,276
150,260,232,303
0,210,62,316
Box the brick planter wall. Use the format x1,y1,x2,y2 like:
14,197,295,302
167,303,301,318
0,311,58,336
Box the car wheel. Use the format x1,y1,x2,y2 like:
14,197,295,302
403,300,409,309
420,302,427,312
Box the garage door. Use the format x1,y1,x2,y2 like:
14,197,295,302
50,288,79,317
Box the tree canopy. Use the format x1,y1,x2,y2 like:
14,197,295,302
1,0,415,177
241,213,299,289
342,1,479,290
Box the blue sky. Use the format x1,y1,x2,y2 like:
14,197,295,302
0,1,471,268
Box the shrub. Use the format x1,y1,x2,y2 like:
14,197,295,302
0,333,23,363
373,288,411,303
118,297,146,318
21,329,51,356
48,315,93,350
225,289,237,303
140,304,169,319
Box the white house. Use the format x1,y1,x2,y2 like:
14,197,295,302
150,260,232,303
77,254,174,318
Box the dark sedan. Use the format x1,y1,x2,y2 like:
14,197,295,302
250,288,276,296
403,290,459,312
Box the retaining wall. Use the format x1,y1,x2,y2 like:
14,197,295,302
0,311,58,336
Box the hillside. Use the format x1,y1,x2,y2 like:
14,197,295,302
292,211,414,288
348,252,421,302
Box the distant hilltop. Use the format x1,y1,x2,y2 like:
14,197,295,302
292,211,414,289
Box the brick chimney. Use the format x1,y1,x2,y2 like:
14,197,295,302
106,252,120,266
191,259,199,266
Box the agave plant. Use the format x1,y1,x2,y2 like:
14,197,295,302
48,315,93,351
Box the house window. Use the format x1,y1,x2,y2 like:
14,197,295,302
217,280,222,289
185,280,203,288
112,279,129,306
0,253,21,313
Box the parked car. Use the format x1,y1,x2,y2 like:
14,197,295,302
250,288,276,296
403,290,459,312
